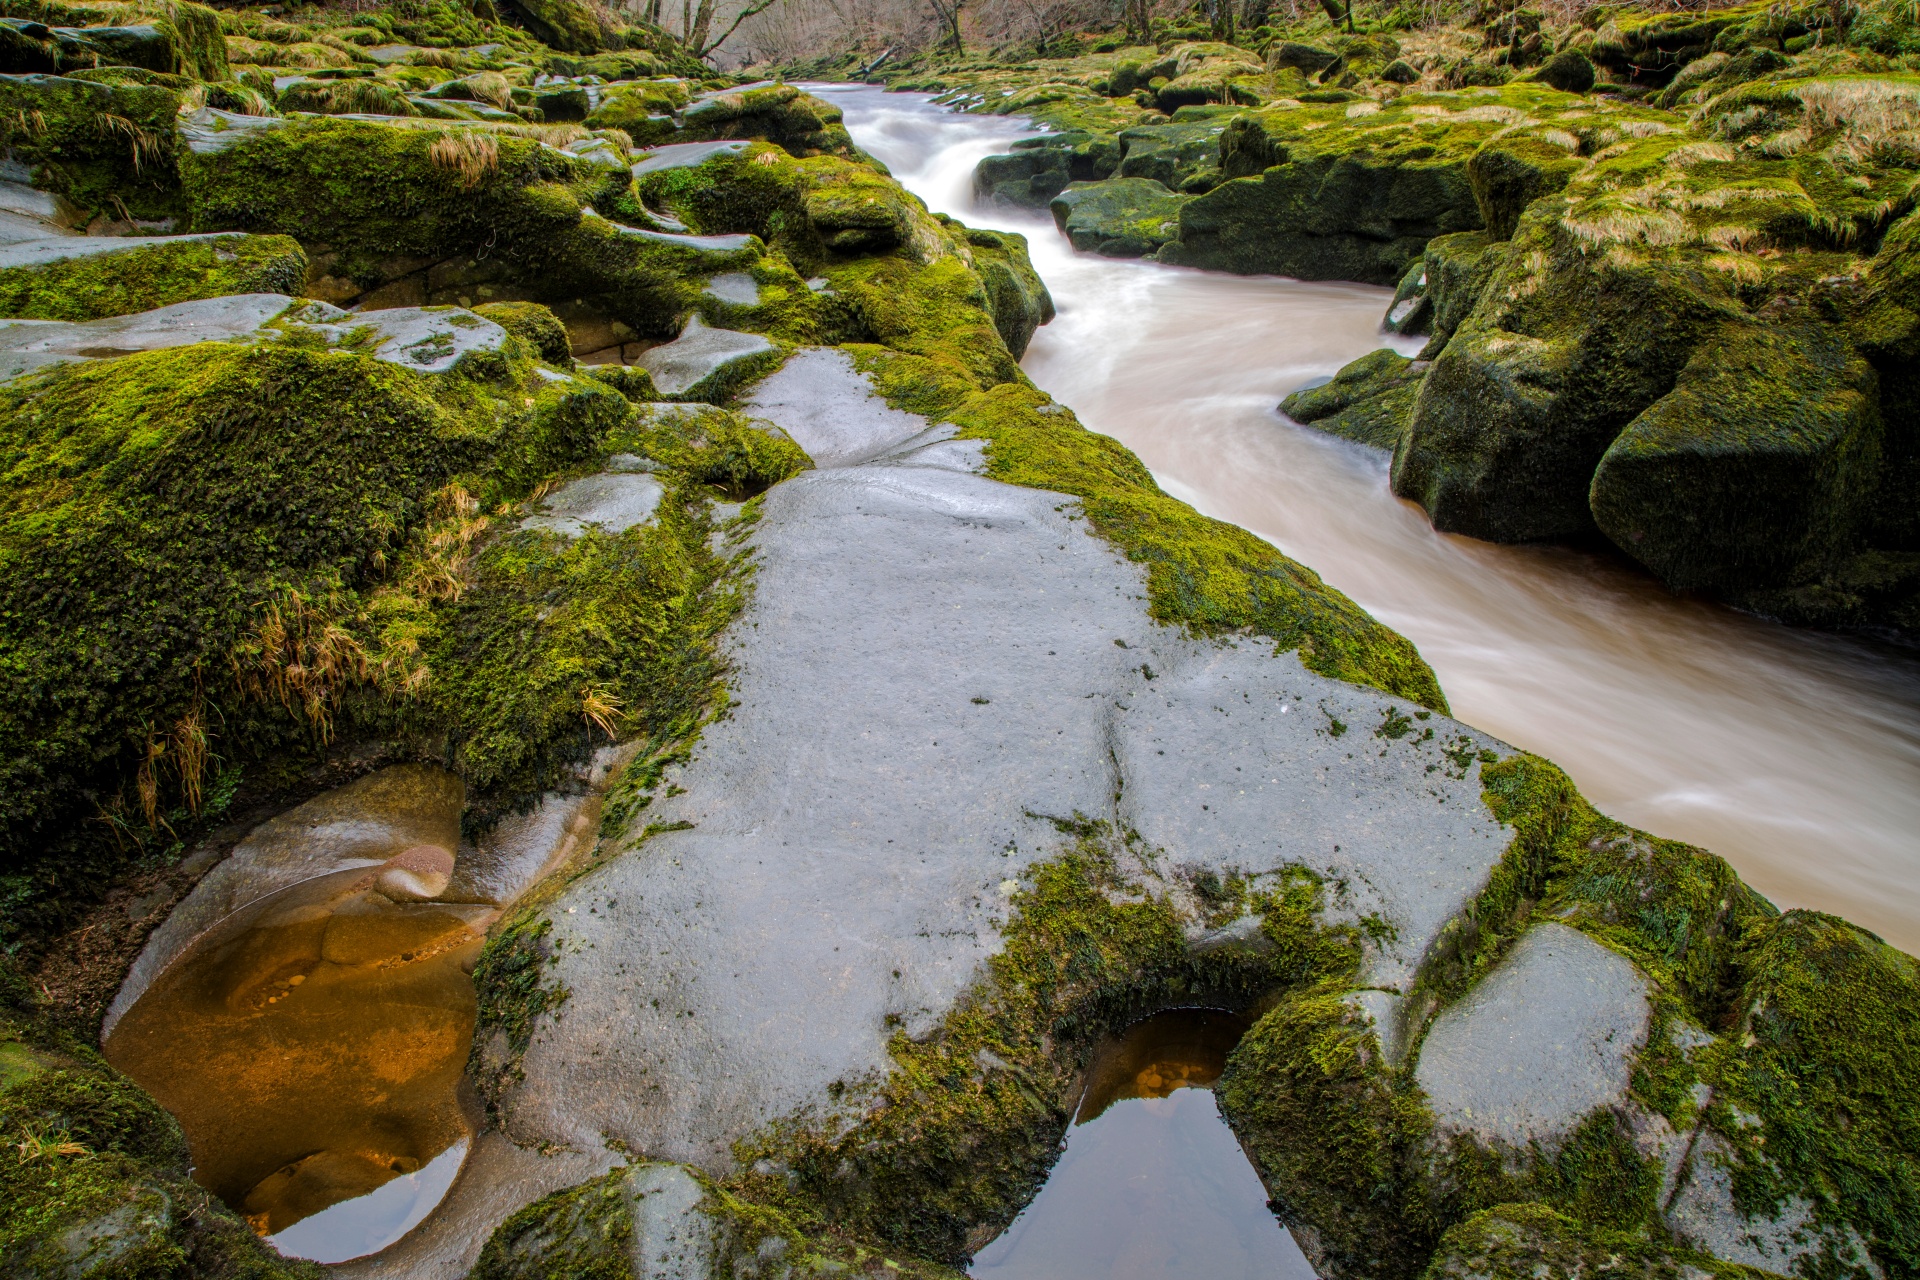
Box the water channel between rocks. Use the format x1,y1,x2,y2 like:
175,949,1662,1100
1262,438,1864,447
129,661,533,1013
812,83,1920,954
969,1009,1313,1280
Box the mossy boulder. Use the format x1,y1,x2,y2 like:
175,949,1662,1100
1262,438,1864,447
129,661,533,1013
1590,320,1882,592
1161,89,1542,282
0,232,305,321
1220,980,1436,1278
1282,347,1426,450
1048,176,1188,257
495,0,610,54
973,131,1120,208
676,84,854,157
1528,51,1595,95
182,117,724,337
1423,1202,1700,1280
474,299,574,366
0,72,184,220
1113,116,1228,192
1467,134,1581,241
963,226,1053,358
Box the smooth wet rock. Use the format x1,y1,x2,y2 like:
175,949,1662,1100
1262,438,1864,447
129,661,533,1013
631,139,750,176
519,472,666,537
737,346,931,467
178,105,289,154
0,293,295,381
374,845,457,902
635,315,776,398
451,373,1508,1241
104,764,464,1035
701,271,760,306
1415,923,1651,1149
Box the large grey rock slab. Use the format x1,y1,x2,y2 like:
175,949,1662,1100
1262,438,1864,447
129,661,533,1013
0,293,296,380
701,271,760,306
178,105,288,154
472,380,1513,1198
0,179,72,243
1415,923,1651,1148
520,472,666,538
0,230,250,269
0,296,512,381
103,764,464,1036
738,345,938,468
635,315,774,397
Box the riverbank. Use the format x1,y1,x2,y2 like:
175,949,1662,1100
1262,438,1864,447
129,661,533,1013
0,6,1914,1279
833,6,1920,639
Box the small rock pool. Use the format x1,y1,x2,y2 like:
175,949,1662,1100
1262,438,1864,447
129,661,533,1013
102,849,485,1263
969,1009,1317,1280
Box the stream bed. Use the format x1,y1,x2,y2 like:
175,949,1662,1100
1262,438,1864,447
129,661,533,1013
815,83,1920,953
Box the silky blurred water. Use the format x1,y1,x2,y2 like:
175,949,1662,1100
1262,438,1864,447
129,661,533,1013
813,83,1920,953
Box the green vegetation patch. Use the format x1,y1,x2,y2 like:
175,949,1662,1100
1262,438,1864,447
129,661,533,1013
0,234,306,322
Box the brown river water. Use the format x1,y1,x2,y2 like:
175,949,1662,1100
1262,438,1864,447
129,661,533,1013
814,83,1920,955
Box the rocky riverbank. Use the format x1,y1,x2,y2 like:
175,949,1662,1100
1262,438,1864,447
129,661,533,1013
0,4,1915,1280
905,4,1920,636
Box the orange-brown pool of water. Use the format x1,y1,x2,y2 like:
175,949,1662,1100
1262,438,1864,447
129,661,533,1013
103,866,485,1261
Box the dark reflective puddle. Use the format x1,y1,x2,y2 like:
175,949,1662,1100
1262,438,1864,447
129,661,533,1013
971,1008,1317,1280
103,866,485,1263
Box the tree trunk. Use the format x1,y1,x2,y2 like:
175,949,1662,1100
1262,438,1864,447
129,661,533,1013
690,0,715,53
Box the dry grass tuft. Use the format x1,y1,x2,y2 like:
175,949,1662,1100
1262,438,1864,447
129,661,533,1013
428,129,499,188
581,686,625,738
231,589,372,741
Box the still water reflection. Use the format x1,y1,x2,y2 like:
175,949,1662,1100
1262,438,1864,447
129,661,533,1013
103,865,482,1264
970,1010,1314,1280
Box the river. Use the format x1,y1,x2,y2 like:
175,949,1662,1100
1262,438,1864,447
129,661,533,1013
811,83,1920,953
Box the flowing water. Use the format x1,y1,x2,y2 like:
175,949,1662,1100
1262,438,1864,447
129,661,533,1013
969,1009,1314,1280
813,83,1920,954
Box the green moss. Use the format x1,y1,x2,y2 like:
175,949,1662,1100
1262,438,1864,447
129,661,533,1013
1282,346,1424,450
732,822,1369,1262
1708,910,1920,1276
613,403,812,498
1220,977,1439,1277
474,300,575,366
0,234,306,322
0,72,184,220
676,84,855,157
1423,1201,1724,1280
469,913,570,1117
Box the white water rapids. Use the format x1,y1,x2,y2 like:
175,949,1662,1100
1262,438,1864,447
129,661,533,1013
812,83,1920,953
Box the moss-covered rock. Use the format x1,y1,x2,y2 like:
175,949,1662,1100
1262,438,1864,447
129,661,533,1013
0,233,306,321
676,83,854,157
1221,979,1437,1278
0,71,184,219
1590,320,1881,592
1282,347,1426,450
473,1161,962,1280
1048,176,1188,257
1423,1202,1701,1280
475,299,574,366
962,225,1054,357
